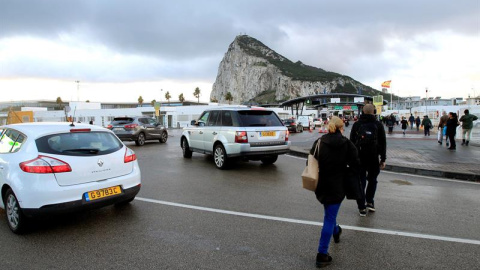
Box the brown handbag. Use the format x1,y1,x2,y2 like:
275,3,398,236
301,140,320,191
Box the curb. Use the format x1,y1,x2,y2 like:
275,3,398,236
288,150,480,182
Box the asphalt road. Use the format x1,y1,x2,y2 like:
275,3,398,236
0,129,479,269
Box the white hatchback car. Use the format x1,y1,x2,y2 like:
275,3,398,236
181,107,290,169
0,123,141,233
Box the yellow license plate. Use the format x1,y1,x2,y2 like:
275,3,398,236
85,186,122,201
261,131,276,137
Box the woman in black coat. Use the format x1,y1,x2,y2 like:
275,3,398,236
446,112,459,150
309,116,360,267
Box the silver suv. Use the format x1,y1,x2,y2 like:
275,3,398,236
181,107,290,169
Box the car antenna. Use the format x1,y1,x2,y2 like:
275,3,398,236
70,106,77,127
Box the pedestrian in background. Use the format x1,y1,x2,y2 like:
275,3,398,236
350,104,387,217
446,112,459,150
386,115,394,134
309,116,360,268
459,109,478,146
437,112,449,145
415,116,421,131
401,117,408,135
421,115,432,136
409,114,415,129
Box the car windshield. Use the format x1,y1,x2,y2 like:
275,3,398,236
238,110,283,127
283,119,295,124
36,131,123,156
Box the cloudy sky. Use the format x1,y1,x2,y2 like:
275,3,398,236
1,0,479,103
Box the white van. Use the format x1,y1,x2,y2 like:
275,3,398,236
297,115,314,130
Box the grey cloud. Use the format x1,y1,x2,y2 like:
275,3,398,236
0,0,478,83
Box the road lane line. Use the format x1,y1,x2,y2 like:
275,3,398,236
136,197,480,246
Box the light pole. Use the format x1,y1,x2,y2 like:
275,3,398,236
75,80,80,101
159,89,163,125
425,88,428,117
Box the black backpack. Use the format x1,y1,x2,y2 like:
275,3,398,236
355,122,378,157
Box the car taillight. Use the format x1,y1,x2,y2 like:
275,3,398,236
285,130,289,141
70,128,91,133
124,148,137,163
235,131,248,143
124,124,138,129
20,156,72,174
107,125,113,129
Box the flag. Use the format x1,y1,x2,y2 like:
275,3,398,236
381,80,391,88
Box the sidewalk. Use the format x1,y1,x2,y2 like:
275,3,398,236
289,127,480,182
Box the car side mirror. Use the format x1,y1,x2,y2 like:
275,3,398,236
191,120,197,125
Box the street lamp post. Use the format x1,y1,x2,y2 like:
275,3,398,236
425,88,428,117
75,80,80,101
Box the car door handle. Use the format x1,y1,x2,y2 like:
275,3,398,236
212,132,217,135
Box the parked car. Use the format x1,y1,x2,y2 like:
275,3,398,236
283,119,303,133
0,122,141,233
107,116,168,146
181,107,291,169
313,118,323,127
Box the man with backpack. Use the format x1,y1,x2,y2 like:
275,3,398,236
350,104,387,217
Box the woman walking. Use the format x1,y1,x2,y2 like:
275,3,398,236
309,116,360,268
446,112,459,150
401,117,408,135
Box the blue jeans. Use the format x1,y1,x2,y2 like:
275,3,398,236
356,164,380,209
318,203,341,254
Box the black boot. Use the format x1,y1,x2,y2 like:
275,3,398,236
316,253,332,268
333,225,342,243
461,139,465,145
466,141,469,146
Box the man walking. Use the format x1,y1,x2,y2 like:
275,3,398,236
408,114,415,129
421,115,432,136
459,109,478,146
437,112,449,145
350,104,387,217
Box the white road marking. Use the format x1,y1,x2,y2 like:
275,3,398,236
136,197,480,246
284,155,480,185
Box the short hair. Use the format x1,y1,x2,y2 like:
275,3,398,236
465,109,469,114
363,104,375,114
328,116,344,133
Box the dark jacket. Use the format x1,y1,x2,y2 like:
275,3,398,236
409,115,415,123
350,114,387,163
309,131,360,205
401,119,408,129
459,113,478,129
421,117,432,129
446,117,459,136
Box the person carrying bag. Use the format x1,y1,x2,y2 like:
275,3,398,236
307,116,361,268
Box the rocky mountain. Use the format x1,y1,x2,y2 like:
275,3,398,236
211,35,385,104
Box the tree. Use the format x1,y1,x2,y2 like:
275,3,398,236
211,96,218,103
151,99,156,106
138,96,144,106
178,93,185,102
165,91,171,103
56,97,63,109
193,87,201,103
225,92,233,105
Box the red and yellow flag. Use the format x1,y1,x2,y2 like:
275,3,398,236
381,80,391,88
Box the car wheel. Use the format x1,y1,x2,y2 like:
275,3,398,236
213,144,228,169
261,155,278,165
182,138,193,158
4,188,27,234
159,131,168,143
135,133,146,146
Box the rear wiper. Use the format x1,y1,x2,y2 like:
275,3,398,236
63,148,100,154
